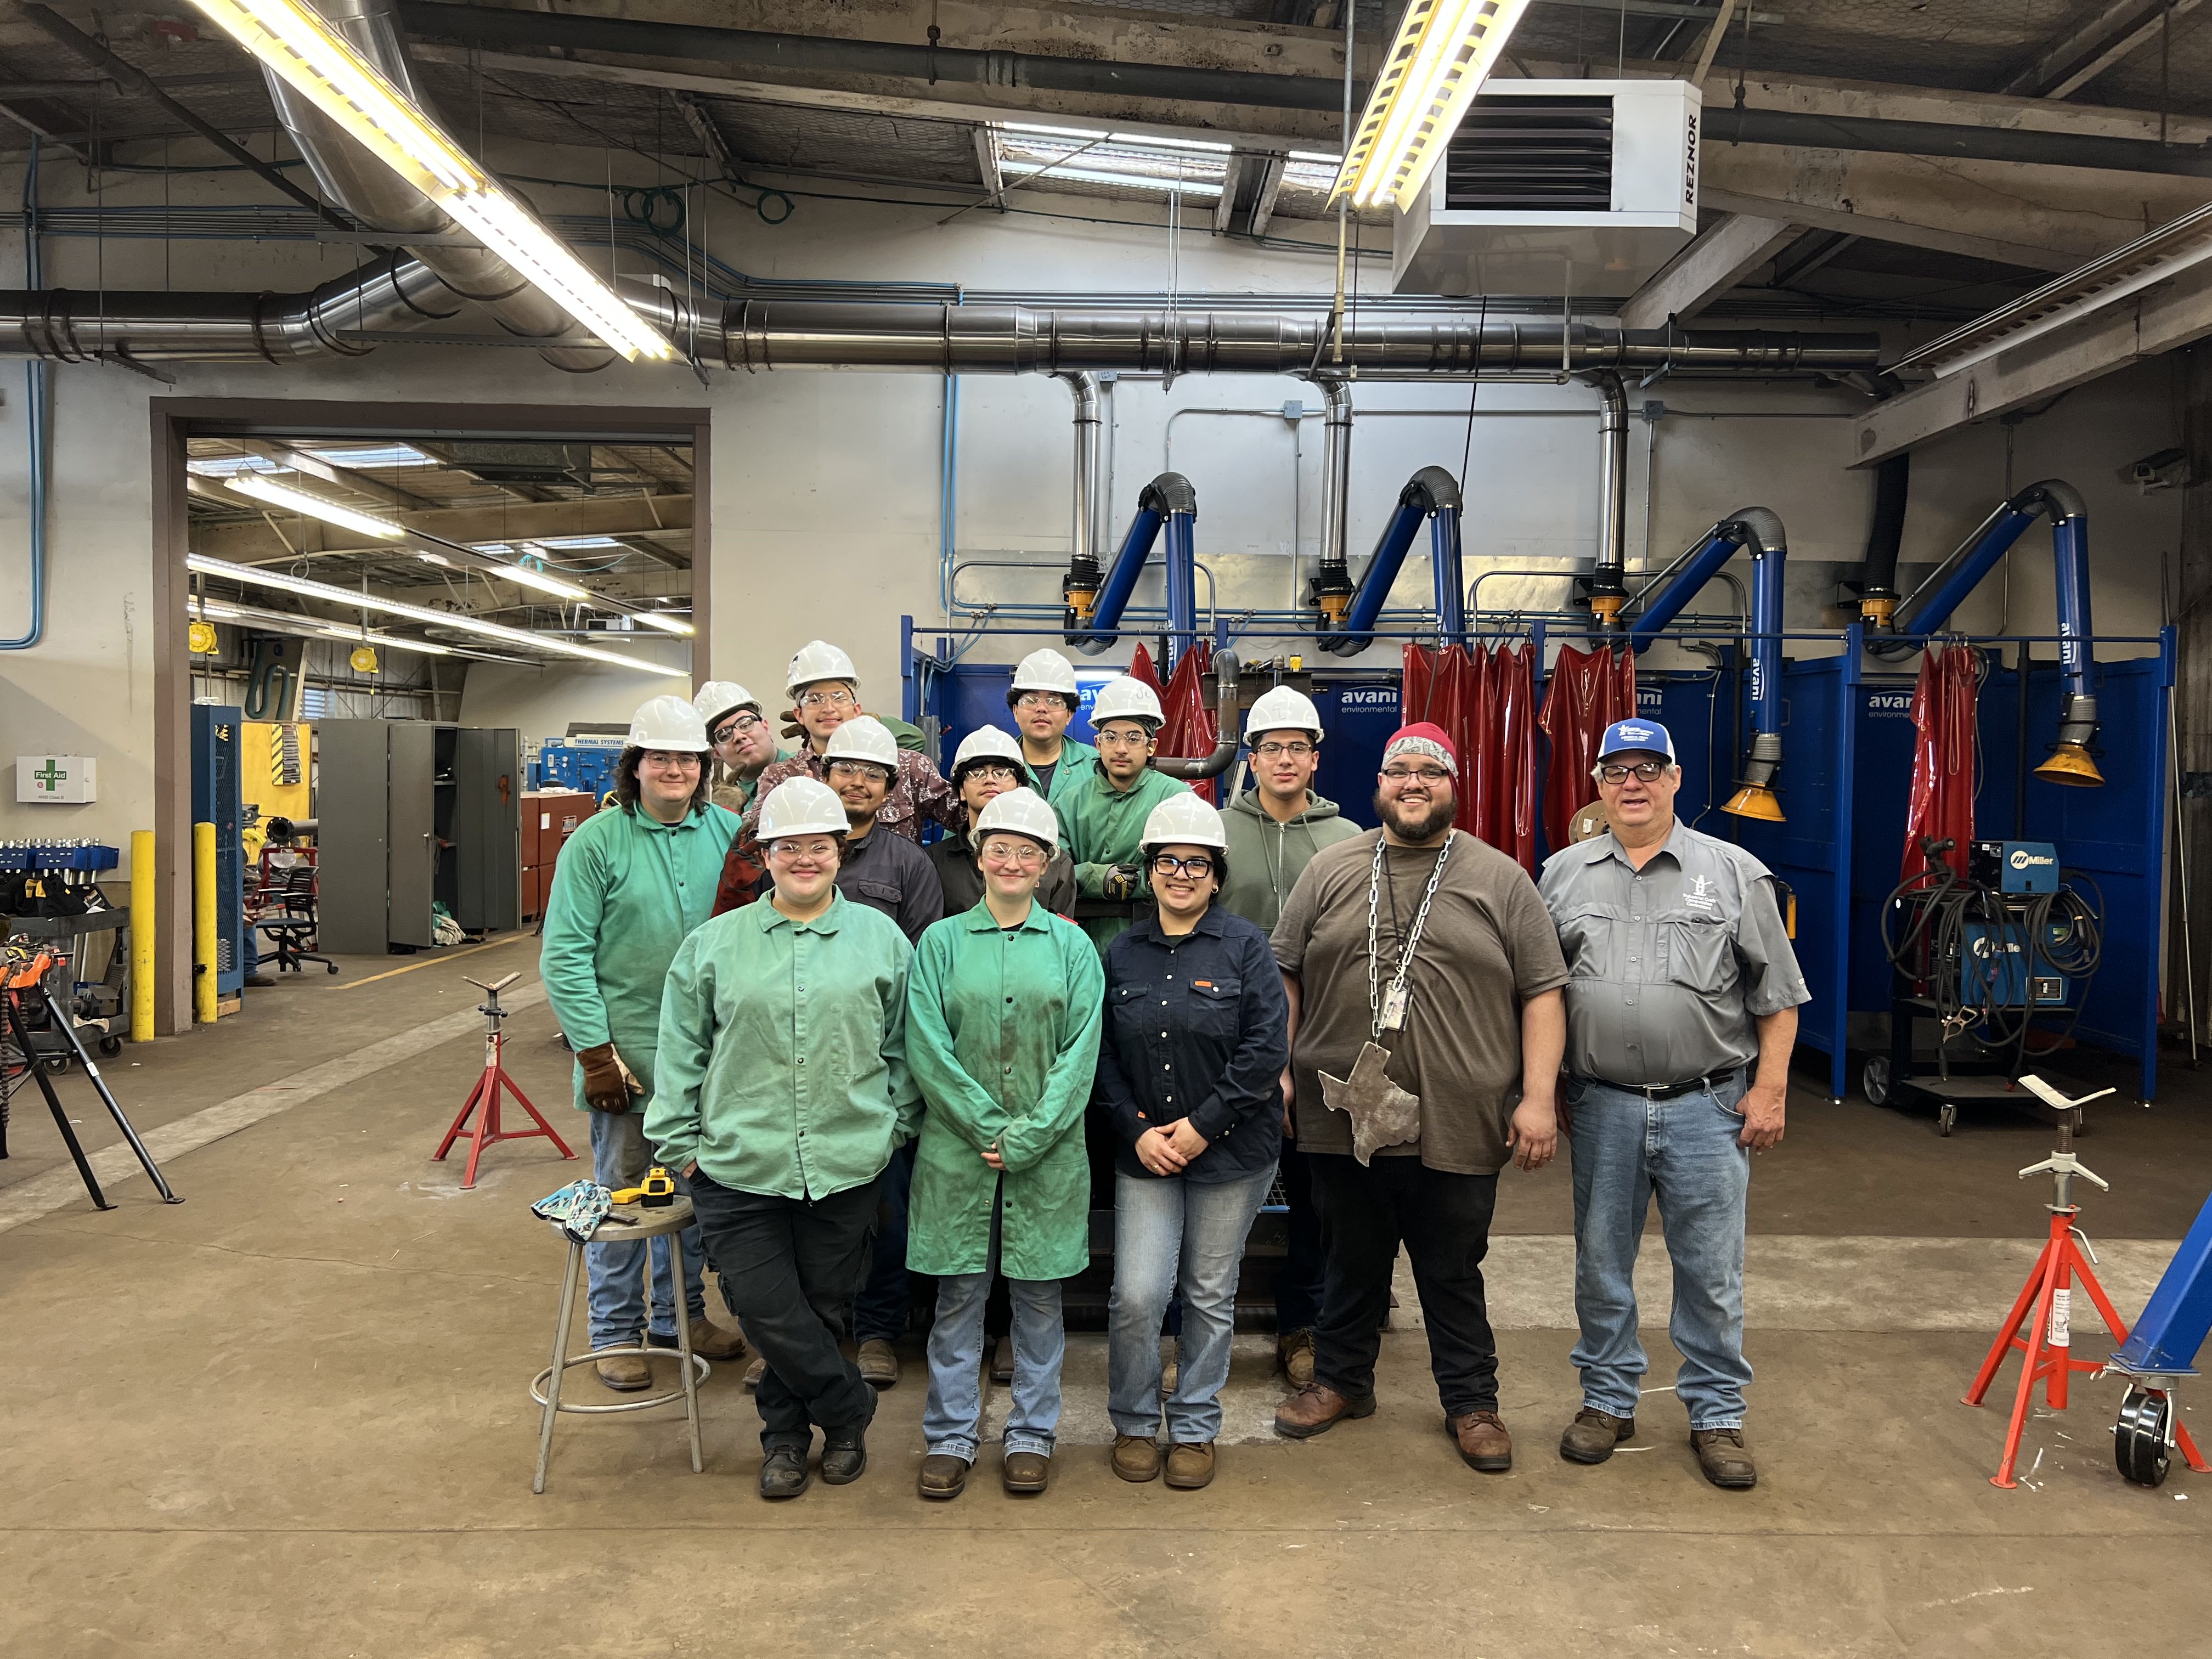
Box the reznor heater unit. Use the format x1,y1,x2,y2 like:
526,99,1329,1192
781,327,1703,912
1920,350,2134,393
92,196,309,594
1393,80,1700,299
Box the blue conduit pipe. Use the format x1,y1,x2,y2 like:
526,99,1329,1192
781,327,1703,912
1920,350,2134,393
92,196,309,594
1630,507,1789,820
1067,472,1196,657
1320,466,1463,657
3,138,49,652
1890,478,2101,786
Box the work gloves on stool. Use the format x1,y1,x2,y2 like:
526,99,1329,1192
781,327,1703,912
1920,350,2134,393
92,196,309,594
578,1043,642,1113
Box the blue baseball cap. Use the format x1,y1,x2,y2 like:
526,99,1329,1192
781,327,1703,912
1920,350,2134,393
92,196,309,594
1596,718,1677,763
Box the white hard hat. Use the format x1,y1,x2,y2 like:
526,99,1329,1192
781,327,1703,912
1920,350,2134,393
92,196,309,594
951,724,1028,776
973,786,1060,849
823,714,900,773
786,639,859,698
1247,685,1323,741
757,776,849,840
1011,648,1079,697
627,694,711,752
1141,793,1228,851
693,680,759,727
1091,675,1164,729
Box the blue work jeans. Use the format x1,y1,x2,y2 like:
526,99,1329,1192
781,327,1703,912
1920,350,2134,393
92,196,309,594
851,1142,913,1345
586,1108,706,1350
1108,1166,1274,1444
1566,1071,1753,1430
921,1195,1065,1463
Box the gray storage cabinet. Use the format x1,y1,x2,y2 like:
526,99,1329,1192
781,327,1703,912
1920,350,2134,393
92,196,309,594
319,721,522,952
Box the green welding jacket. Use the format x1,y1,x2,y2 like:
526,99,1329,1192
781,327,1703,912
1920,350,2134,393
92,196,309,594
539,799,740,1111
1058,759,1192,951
645,891,921,1200
902,900,1105,1280
1028,735,1101,816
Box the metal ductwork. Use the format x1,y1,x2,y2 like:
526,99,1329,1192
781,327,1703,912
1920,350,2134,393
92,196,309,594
1319,465,1464,657
1067,473,1198,661
1150,650,1243,782
1587,372,1630,628
1056,371,1104,629
1890,478,2102,787
0,253,465,362
266,0,613,372
1629,507,1791,821
1306,381,1355,632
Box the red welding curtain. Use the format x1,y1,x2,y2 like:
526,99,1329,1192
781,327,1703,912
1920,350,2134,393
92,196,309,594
1130,642,1218,805
1401,642,1539,871
1903,644,1977,881
1537,643,1637,854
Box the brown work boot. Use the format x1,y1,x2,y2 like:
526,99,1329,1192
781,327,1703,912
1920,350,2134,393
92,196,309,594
1560,1408,1636,1465
648,1319,746,1361
917,1454,969,1500
1164,1442,1216,1489
1277,1329,1316,1388
990,1335,1015,1384
1002,1451,1051,1494
594,1349,652,1391
742,1353,766,1391
1111,1435,1161,1483
1159,1337,1180,1398
1690,1427,1758,1489
1448,1409,1513,1472
857,1338,900,1387
1273,1381,1375,1440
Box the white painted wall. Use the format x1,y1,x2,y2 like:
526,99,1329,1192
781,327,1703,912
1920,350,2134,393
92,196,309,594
459,635,691,739
0,134,2187,874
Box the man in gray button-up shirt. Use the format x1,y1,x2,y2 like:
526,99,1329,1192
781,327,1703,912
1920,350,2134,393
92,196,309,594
1536,718,1808,1493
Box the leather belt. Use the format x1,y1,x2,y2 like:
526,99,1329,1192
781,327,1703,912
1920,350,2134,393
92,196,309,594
1588,1067,1745,1102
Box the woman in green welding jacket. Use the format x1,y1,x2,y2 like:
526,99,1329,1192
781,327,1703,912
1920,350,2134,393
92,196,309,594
538,695,748,1393
903,786,1105,1502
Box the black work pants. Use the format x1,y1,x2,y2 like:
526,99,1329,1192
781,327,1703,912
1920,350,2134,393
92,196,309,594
689,1171,881,1453
1273,1142,1327,1335
1308,1153,1501,1417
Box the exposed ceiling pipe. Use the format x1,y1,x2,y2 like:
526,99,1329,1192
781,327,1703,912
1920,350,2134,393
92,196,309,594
1588,372,1630,630
0,281,1884,375
268,0,614,373
1856,452,1910,630
1320,465,1463,657
1305,381,1355,632
398,3,2212,178
1055,370,1104,630
1150,649,1243,782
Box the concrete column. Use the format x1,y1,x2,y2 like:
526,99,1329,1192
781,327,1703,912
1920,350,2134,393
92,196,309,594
2171,346,2212,1036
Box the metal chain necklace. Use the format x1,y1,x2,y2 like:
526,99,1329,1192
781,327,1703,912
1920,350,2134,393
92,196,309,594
1367,831,1456,1041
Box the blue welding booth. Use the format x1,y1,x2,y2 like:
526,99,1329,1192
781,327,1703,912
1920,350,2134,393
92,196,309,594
190,703,250,999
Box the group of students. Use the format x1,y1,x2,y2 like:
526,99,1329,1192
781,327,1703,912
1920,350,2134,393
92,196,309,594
539,637,1807,1503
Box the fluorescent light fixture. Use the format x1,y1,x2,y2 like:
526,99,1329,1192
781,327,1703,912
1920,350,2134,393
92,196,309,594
187,455,280,478
1332,0,1532,211
992,122,1231,199
224,472,405,540
307,443,436,469
632,611,696,637
318,624,452,657
188,600,242,619
416,550,453,567
185,555,690,676
182,0,672,362
496,562,591,602
532,534,623,550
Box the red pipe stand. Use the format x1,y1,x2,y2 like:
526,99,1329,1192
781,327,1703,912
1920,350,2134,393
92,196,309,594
432,972,574,1190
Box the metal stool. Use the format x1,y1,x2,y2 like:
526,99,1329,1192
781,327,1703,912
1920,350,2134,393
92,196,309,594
532,1196,708,1493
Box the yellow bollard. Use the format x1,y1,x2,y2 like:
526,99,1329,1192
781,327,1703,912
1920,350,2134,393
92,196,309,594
193,821,217,1024
130,829,155,1043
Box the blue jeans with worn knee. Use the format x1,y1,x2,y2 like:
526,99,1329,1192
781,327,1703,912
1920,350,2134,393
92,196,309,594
586,1108,705,1349
1107,1166,1273,1444
1567,1070,1753,1430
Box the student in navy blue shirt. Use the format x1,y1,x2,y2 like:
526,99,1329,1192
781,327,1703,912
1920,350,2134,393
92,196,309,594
1094,795,1290,1492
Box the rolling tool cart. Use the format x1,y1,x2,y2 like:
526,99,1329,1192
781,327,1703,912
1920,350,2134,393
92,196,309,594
1868,837,2104,1135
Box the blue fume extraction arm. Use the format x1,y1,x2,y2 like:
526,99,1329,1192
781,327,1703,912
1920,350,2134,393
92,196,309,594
1317,466,1465,657
1629,506,1790,822
1885,478,2101,787
1064,472,1199,669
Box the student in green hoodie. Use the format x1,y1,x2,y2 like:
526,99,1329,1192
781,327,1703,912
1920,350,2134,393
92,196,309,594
1215,685,1359,1387
1060,674,1190,953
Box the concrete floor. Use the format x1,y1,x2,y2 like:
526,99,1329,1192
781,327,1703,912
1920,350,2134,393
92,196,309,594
3,939,2209,1657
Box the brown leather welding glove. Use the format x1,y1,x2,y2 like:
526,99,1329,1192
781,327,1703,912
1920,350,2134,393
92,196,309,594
577,1042,633,1113
780,706,806,743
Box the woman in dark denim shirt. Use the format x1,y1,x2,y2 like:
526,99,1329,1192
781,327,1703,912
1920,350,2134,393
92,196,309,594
1094,795,1290,1490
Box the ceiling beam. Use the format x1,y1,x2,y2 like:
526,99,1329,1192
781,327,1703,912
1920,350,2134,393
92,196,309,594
1248,154,1287,239
1701,187,2079,274
191,493,696,563
1852,261,2212,461
228,439,442,511
1999,0,2199,99
1617,211,1796,329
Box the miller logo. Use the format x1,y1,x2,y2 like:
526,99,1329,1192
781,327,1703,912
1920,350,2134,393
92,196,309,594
2010,848,2055,871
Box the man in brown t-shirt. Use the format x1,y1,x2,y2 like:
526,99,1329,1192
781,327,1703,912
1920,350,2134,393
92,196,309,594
1269,722,1568,1472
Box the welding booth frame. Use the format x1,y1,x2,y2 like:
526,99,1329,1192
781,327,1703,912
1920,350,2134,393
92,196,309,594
904,614,2171,1114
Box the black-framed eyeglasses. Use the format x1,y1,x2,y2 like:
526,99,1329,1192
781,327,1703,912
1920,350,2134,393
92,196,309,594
712,713,763,743
1380,765,1451,785
1150,853,1215,879
1597,760,1669,784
